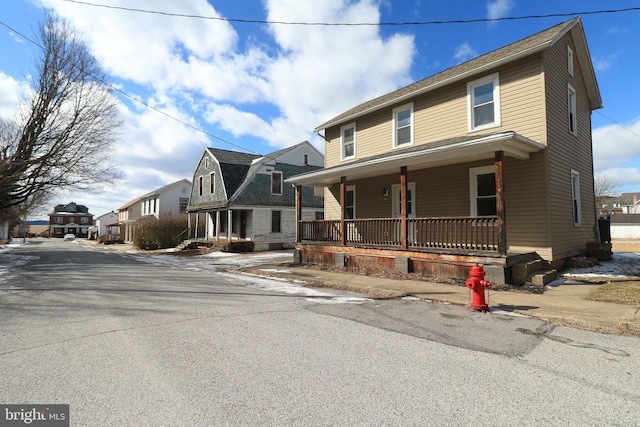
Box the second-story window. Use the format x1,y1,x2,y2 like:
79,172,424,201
341,123,356,160
199,176,203,196
568,84,577,135
271,171,283,195
392,103,413,147
468,73,501,131
54,216,63,224
567,46,574,76
210,172,215,193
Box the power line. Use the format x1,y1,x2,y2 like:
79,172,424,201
0,19,261,155
595,111,640,140
61,0,640,26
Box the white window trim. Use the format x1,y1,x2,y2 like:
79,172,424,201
204,157,209,168
571,169,581,225
271,171,283,195
198,175,203,196
567,46,574,76
469,165,496,216
345,185,356,219
568,84,577,136
467,73,501,132
392,102,414,148
340,122,356,160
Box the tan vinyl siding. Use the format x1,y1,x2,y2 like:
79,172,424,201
323,56,546,169
544,33,597,260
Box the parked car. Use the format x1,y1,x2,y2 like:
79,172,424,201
63,233,76,241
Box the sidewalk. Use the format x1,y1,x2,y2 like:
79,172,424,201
243,263,640,336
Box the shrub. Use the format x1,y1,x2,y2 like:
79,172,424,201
133,214,188,250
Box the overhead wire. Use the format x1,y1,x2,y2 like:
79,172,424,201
60,0,640,26
0,20,261,155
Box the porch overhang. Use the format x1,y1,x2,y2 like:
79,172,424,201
286,131,545,186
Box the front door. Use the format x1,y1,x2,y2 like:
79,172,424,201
392,183,416,218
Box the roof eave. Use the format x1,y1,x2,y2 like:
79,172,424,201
286,132,545,186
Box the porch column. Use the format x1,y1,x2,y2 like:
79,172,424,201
187,212,191,239
495,151,507,255
400,166,408,250
195,213,199,240
227,209,232,241
215,211,221,241
340,176,346,246
296,185,302,242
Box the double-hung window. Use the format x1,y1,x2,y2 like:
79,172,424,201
345,185,356,219
341,123,356,160
271,171,283,195
469,166,497,216
392,103,413,147
568,84,577,136
571,170,581,225
210,172,215,194
468,73,501,131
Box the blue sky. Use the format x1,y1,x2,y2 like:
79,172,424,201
1,0,640,218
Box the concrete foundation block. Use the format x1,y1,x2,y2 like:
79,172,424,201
293,248,302,264
483,264,507,285
395,256,410,274
335,252,347,267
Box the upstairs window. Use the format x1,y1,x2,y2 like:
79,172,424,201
341,123,356,160
567,46,574,76
271,171,283,195
54,216,63,224
392,103,413,147
81,217,89,224
568,84,577,136
204,157,209,168
468,73,501,131
210,172,215,193
470,166,497,216
198,176,203,196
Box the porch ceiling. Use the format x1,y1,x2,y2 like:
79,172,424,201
286,131,545,186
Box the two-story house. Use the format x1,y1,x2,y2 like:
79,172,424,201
117,179,191,243
48,202,94,238
287,17,602,285
187,141,324,251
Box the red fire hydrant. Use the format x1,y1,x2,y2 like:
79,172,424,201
465,265,491,311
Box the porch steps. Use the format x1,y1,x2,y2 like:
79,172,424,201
175,240,197,251
511,258,557,286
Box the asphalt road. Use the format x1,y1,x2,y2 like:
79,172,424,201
1,239,639,426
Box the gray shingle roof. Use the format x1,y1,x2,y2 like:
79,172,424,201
207,148,262,197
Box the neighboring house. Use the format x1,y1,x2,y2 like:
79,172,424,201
186,141,324,251
287,17,602,284
48,202,94,238
117,198,141,242
598,193,640,216
91,211,119,239
117,179,191,243
610,214,640,240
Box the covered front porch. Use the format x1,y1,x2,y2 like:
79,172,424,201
287,132,547,284
186,208,251,242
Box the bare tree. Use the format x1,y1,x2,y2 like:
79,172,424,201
594,172,620,211
0,12,121,217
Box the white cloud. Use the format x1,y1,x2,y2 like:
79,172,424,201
21,0,416,216
0,72,25,121
593,117,640,191
593,54,617,72
486,0,515,21
453,43,478,63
